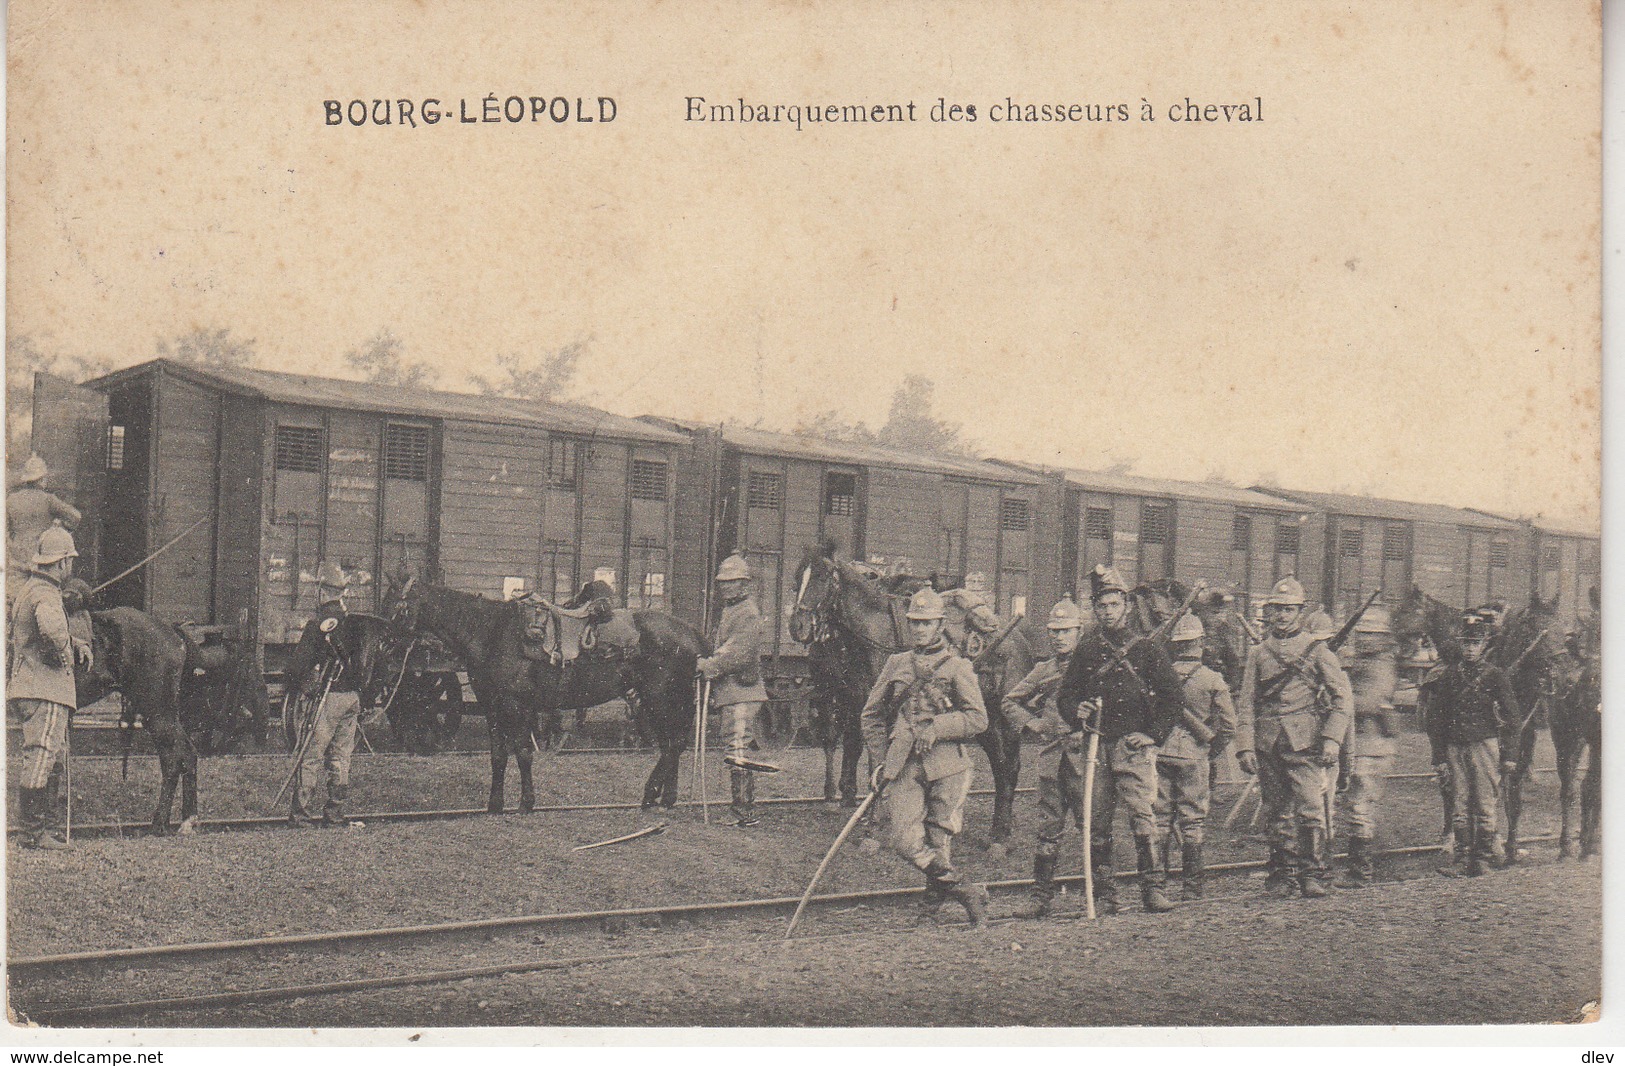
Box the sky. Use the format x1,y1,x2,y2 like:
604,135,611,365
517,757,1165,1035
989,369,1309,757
5,0,1601,529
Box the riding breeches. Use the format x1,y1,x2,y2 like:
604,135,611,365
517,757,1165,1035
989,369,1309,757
1342,753,1393,840
884,754,973,871
1034,759,1088,858
1091,736,1159,849
1446,738,1500,857
294,690,361,816
12,698,69,790
717,701,760,762
1155,755,1210,845
1257,737,1331,846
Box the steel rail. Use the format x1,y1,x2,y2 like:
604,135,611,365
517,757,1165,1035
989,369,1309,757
10,833,1560,975
14,834,1565,1025
8,786,1035,840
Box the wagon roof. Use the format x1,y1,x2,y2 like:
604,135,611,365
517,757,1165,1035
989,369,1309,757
85,359,687,445
1025,464,1311,511
639,417,1041,485
1466,508,1600,540
1251,486,1524,529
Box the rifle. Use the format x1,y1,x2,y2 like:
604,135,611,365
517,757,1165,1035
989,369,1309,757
1235,610,1264,645
1254,589,1381,704
971,609,1027,671
1087,580,1207,685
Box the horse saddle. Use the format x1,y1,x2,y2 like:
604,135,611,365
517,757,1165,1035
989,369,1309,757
521,596,637,664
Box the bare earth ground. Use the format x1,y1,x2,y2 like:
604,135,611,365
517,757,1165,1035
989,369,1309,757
4,727,1599,1028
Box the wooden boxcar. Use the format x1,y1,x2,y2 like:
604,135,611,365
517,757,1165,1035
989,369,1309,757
641,419,1053,656
42,359,686,666
1250,487,1533,619
1007,464,1314,612
1467,511,1601,632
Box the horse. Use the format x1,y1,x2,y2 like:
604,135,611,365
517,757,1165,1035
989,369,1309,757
790,542,1033,848
174,626,272,755
386,579,705,812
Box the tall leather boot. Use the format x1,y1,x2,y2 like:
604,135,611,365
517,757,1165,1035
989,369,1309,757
1136,836,1176,913
1014,851,1057,919
1180,840,1205,900
1091,839,1120,915
322,783,349,826
21,788,68,851
729,770,758,827
926,859,987,928
1437,831,1467,877
1265,841,1299,898
1338,835,1374,888
1298,826,1331,898
16,787,43,846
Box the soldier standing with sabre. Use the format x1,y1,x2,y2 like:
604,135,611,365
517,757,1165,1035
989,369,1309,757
284,562,366,829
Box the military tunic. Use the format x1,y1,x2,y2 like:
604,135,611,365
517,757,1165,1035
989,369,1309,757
1236,629,1353,845
286,598,365,825
861,640,988,871
701,596,769,762
6,488,80,583
1340,638,1398,841
1155,658,1235,846
8,570,79,790
1003,653,1086,860
1421,660,1519,861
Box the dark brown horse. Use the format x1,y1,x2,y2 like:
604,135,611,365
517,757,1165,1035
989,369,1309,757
387,580,705,812
790,543,1035,847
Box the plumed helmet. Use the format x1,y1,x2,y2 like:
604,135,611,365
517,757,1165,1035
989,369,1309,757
715,553,751,582
18,454,48,485
906,587,947,621
1046,595,1084,630
1354,605,1392,634
1089,565,1129,600
315,560,351,591
32,522,78,566
1460,612,1492,642
1265,577,1307,606
1170,613,1205,642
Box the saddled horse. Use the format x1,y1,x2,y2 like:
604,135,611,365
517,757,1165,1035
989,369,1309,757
790,542,1035,847
386,579,705,812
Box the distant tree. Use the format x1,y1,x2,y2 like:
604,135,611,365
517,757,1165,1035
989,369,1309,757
792,410,877,445
1203,469,1238,487
1103,454,1135,476
469,340,586,401
6,335,114,458
874,375,975,456
344,328,438,389
1255,470,1282,490
156,327,257,369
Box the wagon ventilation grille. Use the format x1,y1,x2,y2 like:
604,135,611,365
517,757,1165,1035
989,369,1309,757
1488,540,1510,569
631,460,668,501
1339,528,1364,558
1000,498,1031,532
274,426,325,474
1275,521,1300,556
1085,507,1113,541
824,472,857,517
1231,513,1252,552
748,471,782,510
1139,502,1171,545
1382,524,1410,561
384,424,430,481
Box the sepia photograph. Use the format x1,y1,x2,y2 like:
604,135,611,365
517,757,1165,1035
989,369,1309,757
3,0,1606,1042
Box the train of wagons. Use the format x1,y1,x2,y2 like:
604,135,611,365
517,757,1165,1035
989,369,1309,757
29,359,1601,694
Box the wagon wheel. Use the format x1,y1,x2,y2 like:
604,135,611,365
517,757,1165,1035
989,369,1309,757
280,689,316,752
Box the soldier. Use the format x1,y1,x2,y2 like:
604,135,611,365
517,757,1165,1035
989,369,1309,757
8,456,81,591
286,562,366,828
1235,576,1353,899
1156,613,1236,900
1336,606,1399,887
861,586,990,926
1056,566,1185,915
1003,595,1086,918
697,553,769,827
8,525,92,849
1423,613,1520,877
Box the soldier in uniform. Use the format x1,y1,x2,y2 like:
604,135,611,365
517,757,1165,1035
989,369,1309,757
861,586,990,926
1235,577,1353,899
1156,613,1236,900
1423,613,1520,877
697,553,769,827
8,456,80,593
8,525,92,849
1056,566,1184,915
286,562,366,828
1336,606,1399,887
1003,595,1086,918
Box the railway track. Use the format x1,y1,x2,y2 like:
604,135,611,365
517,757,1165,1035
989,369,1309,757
11,833,1564,1025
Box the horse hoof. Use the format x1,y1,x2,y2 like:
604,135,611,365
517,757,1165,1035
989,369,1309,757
857,838,881,855
177,816,200,836
986,843,1008,862
1558,843,1574,860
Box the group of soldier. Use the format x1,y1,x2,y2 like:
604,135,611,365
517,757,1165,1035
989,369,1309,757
701,548,1528,927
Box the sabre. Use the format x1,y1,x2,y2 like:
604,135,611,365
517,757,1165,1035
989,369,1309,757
1079,698,1103,920
1223,777,1258,830
573,822,668,851
785,784,882,939
270,657,334,810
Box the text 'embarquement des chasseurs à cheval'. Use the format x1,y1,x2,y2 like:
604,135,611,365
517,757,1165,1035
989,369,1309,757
683,96,1264,130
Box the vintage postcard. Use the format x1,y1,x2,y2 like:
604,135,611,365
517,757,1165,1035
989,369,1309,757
3,0,1604,1046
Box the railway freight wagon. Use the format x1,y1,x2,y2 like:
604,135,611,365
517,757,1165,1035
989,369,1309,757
36,360,685,667
1467,512,1601,633
1007,464,1315,612
641,419,1055,658
1250,487,1532,620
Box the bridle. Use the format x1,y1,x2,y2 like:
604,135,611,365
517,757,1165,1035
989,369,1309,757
792,558,906,653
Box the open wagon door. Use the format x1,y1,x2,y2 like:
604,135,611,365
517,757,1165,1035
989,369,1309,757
29,372,109,581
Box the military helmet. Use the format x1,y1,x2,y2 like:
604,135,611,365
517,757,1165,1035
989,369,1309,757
714,553,751,582
32,522,78,566
18,454,48,485
1046,595,1084,630
315,560,351,591
1089,564,1129,601
1265,577,1307,607
1460,612,1492,643
1170,613,1205,642
906,587,947,621
1354,605,1392,634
